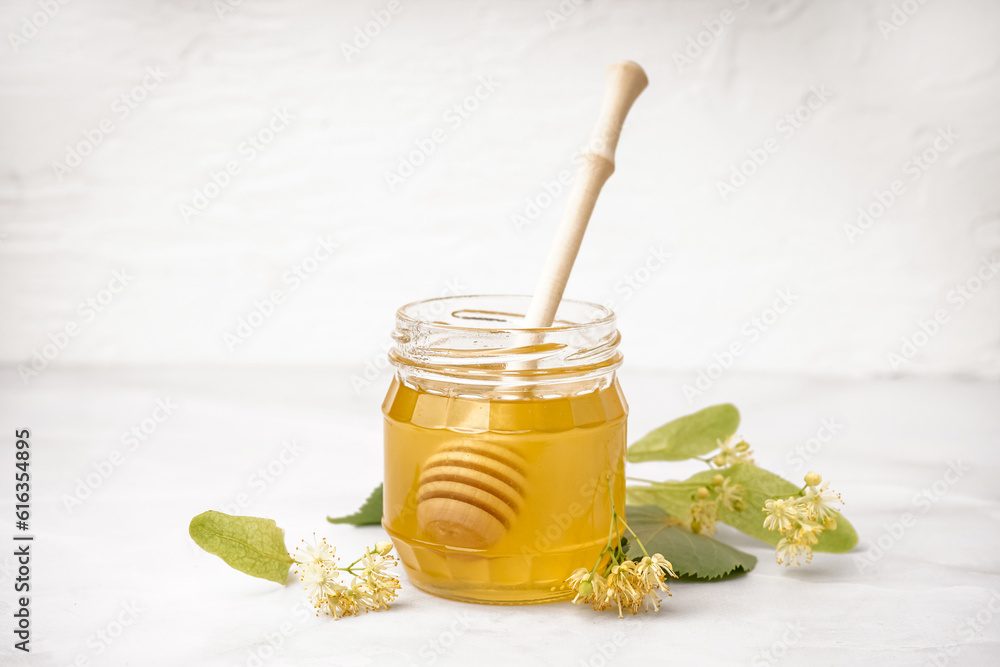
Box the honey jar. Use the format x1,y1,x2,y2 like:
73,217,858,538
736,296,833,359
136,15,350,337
382,295,626,604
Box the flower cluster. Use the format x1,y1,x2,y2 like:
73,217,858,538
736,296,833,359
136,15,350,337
293,537,401,619
762,472,842,566
566,553,677,618
689,473,746,536
564,478,678,618
711,434,754,467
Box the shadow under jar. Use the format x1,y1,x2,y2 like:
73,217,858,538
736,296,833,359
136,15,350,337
382,295,627,604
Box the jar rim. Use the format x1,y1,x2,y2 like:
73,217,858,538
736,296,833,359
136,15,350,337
389,295,621,390
394,294,616,334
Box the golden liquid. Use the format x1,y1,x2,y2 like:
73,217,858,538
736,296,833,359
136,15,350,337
382,377,627,604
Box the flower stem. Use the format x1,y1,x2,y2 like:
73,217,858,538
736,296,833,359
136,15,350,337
617,516,650,559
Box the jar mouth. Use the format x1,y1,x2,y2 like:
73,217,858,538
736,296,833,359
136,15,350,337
394,294,616,334
389,295,622,391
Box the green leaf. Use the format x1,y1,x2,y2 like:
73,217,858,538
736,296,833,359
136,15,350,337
684,464,858,553
189,511,294,584
328,484,383,526
624,505,756,580
626,483,694,522
627,404,740,462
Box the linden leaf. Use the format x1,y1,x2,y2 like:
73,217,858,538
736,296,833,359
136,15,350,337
189,511,294,584
328,484,383,526
626,483,693,523
627,404,740,462
624,505,756,580
685,464,859,553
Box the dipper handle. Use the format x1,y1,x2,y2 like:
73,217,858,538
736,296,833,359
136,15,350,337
523,61,648,328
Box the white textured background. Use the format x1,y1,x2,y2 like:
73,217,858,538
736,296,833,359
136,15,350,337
2,0,999,390
2,2,1000,666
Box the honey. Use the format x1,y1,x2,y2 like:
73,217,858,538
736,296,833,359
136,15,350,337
381,295,626,604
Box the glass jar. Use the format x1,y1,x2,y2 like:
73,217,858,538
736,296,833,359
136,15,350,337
381,295,627,605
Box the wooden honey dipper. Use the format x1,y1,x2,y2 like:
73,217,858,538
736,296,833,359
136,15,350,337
416,61,649,550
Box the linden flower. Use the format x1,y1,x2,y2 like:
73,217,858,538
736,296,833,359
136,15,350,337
635,555,677,612
565,477,678,618
801,482,842,523
326,587,362,619
603,561,644,618
296,535,337,568
357,547,401,611
716,476,746,512
712,435,755,467
690,499,719,536
294,541,401,620
794,520,823,546
565,552,675,618
644,554,677,583
775,536,812,566
566,568,608,607
762,498,799,533
300,561,343,607
763,473,845,567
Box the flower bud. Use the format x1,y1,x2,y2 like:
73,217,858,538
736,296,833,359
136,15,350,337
713,454,726,466
375,541,393,556
696,486,710,500
712,474,725,486
804,471,822,487
734,440,750,452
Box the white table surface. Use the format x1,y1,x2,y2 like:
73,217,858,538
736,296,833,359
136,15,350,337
1,367,997,667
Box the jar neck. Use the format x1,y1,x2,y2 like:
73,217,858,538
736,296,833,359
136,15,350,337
389,295,622,396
